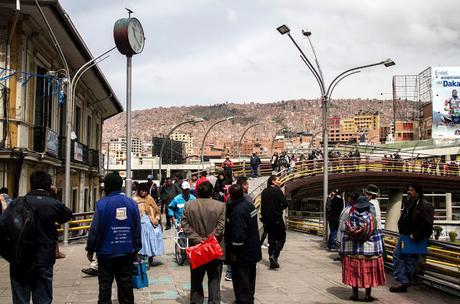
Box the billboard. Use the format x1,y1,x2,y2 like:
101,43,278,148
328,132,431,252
432,67,460,139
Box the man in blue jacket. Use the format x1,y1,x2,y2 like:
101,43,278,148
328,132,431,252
168,181,196,224
86,172,141,304
225,184,262,304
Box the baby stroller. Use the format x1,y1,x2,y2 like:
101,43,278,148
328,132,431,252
173,221,188,265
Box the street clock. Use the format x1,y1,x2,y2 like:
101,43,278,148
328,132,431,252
114,17,145,56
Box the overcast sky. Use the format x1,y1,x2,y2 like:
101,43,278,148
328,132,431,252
60,0,460,110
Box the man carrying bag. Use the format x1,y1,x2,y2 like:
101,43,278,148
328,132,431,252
181,181,225,304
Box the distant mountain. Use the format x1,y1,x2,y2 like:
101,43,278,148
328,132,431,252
103,98,394,151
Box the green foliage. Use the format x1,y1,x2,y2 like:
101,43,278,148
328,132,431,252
448,231,458,242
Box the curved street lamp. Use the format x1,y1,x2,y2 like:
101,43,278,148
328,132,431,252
200,116,234,170
270,126,289,155
238,123,262,162
277,24,395,241
308,131,322,152
364,135,380,155
158,117,204,182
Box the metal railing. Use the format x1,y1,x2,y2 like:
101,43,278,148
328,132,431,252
383,229,460,296
58,211,94,241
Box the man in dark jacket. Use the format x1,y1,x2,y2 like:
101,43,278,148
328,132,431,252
8,171,72,304
249,152,261,178
160,177,181,229
260,175,288,269
390,183,434,293
326,190,343,251
225,184,261,304
86,172,141,304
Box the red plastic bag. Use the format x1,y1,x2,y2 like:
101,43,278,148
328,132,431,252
186,235,223,269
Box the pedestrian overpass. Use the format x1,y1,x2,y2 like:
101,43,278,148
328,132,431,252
248,157,460,297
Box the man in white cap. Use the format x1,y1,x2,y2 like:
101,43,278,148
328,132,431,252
168,181,197,224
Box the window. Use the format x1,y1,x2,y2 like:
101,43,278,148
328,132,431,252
84,188,89,212
59,99,66,137
72,189,78,213
95,123,100,149
92,187,98,210
34,66,53,128
86,116,92,148
75,106,81,140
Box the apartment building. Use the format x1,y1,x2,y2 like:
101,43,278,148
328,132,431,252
170,132,194,156
0,1,122,212
109,137,143,162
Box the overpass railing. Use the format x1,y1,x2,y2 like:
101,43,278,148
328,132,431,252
383,229,460,296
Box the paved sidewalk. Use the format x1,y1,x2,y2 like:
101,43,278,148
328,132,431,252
0,230,458,303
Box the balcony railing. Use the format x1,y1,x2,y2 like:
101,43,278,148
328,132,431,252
50,136,102,169
33,126,59,157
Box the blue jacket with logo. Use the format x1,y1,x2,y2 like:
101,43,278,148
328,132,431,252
86,191,141,257
168,193,196,222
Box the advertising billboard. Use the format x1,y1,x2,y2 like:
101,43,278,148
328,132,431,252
432,67,460,139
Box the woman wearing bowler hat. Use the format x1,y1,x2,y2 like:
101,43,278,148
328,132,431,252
339,196,385,302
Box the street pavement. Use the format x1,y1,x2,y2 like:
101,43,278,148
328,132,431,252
0,229,458,303
0,176,457,303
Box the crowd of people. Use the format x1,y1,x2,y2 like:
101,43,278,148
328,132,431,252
0,163,437,303
326,183,434,301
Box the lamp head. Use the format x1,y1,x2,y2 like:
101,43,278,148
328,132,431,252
277,24,290,35
301,29,312,37
383,59,395,67
193,117,205,123
226,116,235,121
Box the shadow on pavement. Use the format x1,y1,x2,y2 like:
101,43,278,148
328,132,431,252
174,285,235,303
326,286,368,301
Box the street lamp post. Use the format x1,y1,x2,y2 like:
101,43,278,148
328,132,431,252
277,24,395,241
158,118,204,182
270,126,289,155
200,117,234,170
238,123,262,163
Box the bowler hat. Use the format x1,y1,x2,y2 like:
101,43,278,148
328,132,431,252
364,184,379,196
356,196,372,209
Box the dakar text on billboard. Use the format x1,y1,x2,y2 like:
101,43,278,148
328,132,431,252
432,67,460,139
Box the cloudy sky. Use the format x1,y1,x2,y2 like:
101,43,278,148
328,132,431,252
60,0,460,110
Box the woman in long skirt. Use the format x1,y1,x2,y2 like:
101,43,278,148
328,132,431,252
134,183,164,265
339,196,385,302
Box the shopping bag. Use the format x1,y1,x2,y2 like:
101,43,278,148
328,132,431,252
132,258,149,289
186,235,223,269
400,235,428,255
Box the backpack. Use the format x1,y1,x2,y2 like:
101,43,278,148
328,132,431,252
345,208,375,242
0,196,39,265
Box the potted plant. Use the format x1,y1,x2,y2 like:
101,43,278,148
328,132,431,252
433,226,443,240
449,231,458,242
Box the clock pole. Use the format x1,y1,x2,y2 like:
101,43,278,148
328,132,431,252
125,55,133,197
114,10,144,197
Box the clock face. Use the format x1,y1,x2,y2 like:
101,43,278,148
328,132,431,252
127,18,145,54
